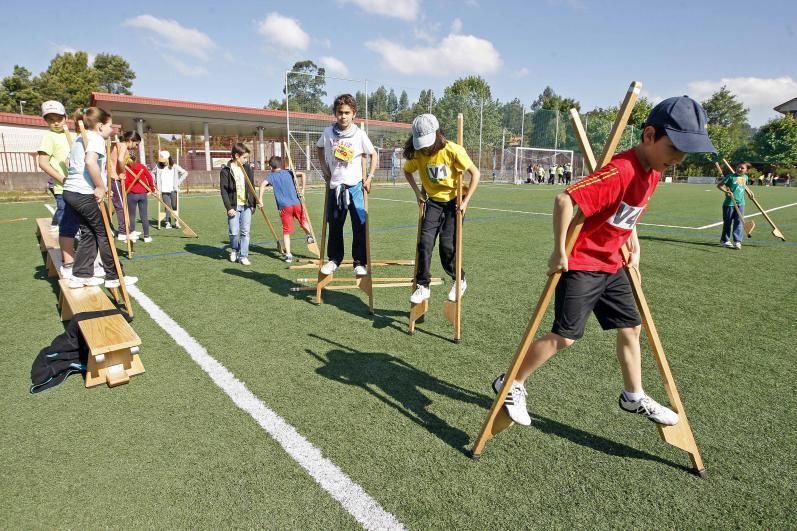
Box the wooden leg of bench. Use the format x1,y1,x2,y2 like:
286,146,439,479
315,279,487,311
59,289,73,321
85,348,145,388
46,253,58,278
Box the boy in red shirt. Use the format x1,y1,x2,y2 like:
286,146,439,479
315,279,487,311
124,152,156,242
494,96,716,426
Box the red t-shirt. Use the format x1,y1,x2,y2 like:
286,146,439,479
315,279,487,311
124,162,155,194
566,149,660,273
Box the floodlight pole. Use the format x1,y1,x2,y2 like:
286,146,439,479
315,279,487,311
478,98,484,171
519,105,525,148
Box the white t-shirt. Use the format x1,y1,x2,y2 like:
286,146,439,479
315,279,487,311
155,164,187,193
64,130,106,195
316,125,375,187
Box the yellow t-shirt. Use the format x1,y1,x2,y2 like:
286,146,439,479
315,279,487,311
403,142,473,202
231,164,247,207
38,130,70,194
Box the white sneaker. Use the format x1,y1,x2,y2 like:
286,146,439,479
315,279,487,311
49,225,59,233
492,374,532,426
164,222,172,229
733,242,741,250
104,276,138,289
143,237,153,243
410,285,431,304
239,257,251,266
284,254,293,263
93,265,106,278
448,278,467,302
354,265,368,276
306,235,315,244
117,234,127,241
722,241,734,248
619,392,679,426
175,223,181,229
59,265,73,279
68,276,104,289
320,261,338,275
229,250,238,263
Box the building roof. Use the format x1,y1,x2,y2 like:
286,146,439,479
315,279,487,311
774,97,797,114
0,111,77,129
89,92,411,138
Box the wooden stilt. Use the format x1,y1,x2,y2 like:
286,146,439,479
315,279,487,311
443,114,465,342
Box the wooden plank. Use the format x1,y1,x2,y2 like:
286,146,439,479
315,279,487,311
78,314,141,356
58,279,115,320
36,218,59,250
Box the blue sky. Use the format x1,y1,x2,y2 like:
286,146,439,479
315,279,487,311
1,0,795,126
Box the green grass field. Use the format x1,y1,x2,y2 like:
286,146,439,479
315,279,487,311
1,183,795,528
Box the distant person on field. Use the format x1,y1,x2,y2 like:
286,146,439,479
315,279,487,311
536,163,545,184
220,143,258,266
717,161,750,250
109,131,141,239
123,151,156,243
154,150,188,229
491,96,716,428
564,162,573,185
548,164,556,184
258,155,314,264
556,163,565,184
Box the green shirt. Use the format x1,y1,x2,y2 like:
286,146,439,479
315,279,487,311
723,173,747,207
37,130,70,194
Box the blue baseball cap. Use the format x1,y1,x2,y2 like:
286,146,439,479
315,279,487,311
644,96,716,154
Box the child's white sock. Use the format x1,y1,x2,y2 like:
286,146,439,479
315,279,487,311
623,390,645,402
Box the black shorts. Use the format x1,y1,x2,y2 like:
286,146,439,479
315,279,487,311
552,270,641,340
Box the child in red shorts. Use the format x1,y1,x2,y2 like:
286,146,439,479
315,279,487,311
493,96,717,427
258,155,314,263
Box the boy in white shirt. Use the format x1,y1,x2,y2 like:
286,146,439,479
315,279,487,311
315,94,377,276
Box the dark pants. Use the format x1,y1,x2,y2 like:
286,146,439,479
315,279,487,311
111,179,126,232
161,192,177,223
326,187,366,267
127,193,150,237
63,191,120,280
416,198,464,287
51,193,65,226
721,204,744,243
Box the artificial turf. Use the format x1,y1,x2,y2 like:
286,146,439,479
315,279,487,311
1,182,795,528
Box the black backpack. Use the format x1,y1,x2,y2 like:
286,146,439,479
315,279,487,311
30,309,124,394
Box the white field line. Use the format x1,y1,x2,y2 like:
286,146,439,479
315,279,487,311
44,204,55,214
125,285,404,531
368,197,797,231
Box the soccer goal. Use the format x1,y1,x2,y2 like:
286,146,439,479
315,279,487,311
513,147,574,184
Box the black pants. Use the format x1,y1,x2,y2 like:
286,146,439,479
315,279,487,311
326,188,366,267
161,192,177,222
127,192,150,237
416,198,464,287
63,190,120,280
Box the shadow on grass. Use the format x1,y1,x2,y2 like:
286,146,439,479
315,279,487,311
530,414,691,473
308,334,489,453
639,234,724,251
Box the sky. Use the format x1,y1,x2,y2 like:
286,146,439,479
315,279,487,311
1,0,795,126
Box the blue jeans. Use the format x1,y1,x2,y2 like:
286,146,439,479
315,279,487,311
721,204,744,243
228,206,253,258
51,193,65,226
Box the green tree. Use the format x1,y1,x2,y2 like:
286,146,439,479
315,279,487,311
0,65,41,114
368,85,390,121
527,87,580,149
628,96,653,129
501,98,524,136
751,115,797,165
93,53,135,94
434,76,503,156
396,90,413,123
36,51,98,111
284,60,327,113
411,89,435,116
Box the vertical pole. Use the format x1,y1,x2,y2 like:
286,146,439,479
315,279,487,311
364,79,369,135
203,123,211,171
305,132,310,172
285,70,291,170
500,129,505,181
478,98,483,173
555,111,560,151
519,105,525,148
136,119,145,165
258,126,265,170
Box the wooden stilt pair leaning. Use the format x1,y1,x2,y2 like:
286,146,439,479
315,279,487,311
469,82,706,477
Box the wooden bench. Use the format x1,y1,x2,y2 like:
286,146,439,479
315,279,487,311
57,279,144,388
36,217,59,251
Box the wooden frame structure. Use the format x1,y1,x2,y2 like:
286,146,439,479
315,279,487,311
469,82,706,477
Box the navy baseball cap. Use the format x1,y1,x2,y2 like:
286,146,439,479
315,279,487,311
644,96,716,154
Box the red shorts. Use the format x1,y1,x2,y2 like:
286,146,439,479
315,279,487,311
279,203,306,234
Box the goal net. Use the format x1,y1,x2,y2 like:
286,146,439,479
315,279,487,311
512,147,574,184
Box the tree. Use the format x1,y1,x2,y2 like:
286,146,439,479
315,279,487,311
411,89,435,116
501,98,524,136
368,85,390,121
751,115,797,166
396,90,413,123
628,97,653,129
264,98,285,110
36,51,98,112
93,53,135,94
527,87,580,149
434,76,503,156
284,60,327,113
0,65,41,114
